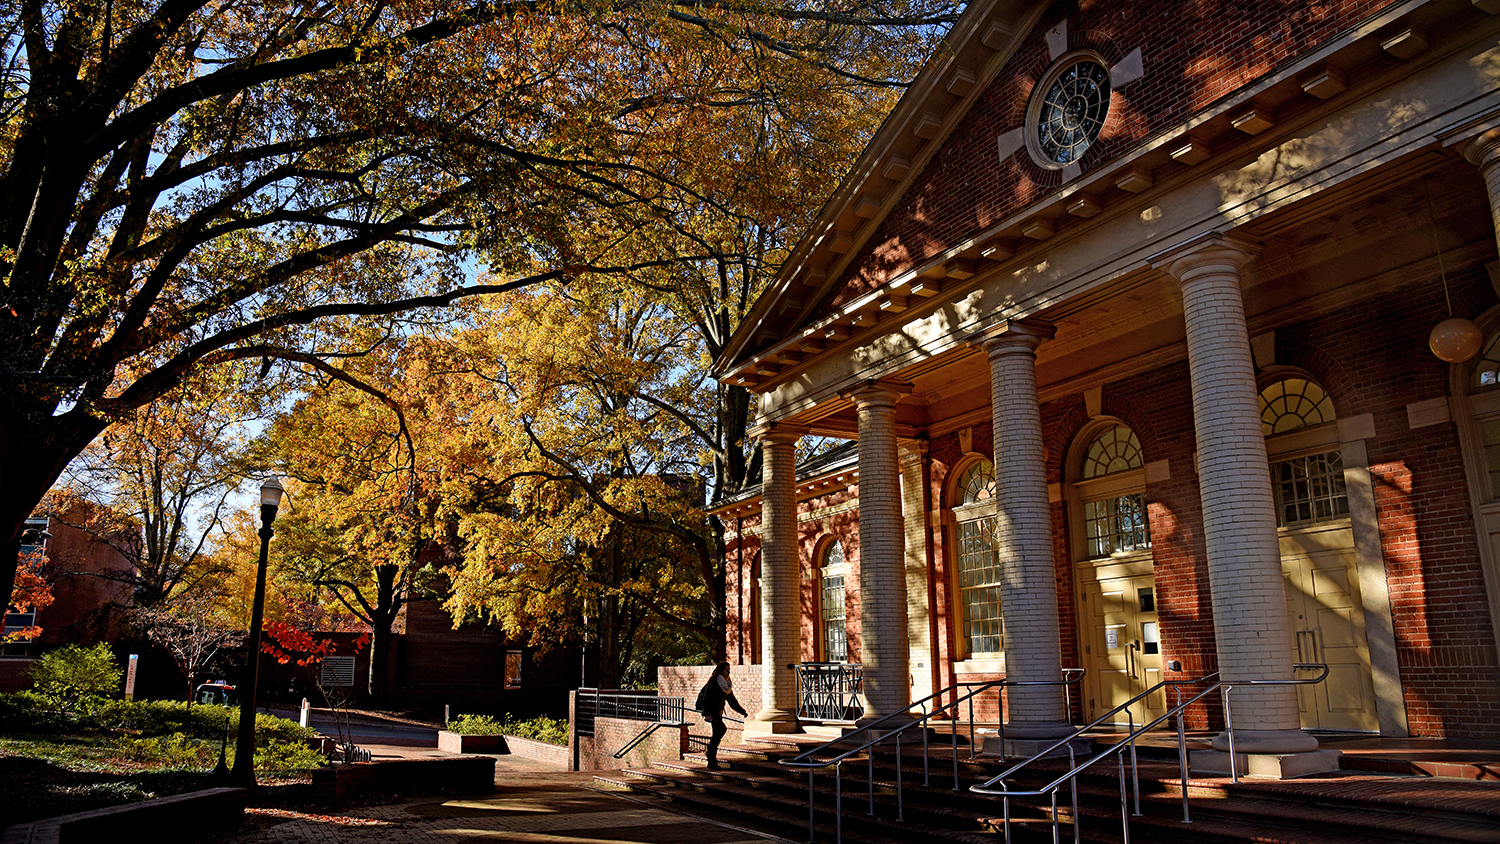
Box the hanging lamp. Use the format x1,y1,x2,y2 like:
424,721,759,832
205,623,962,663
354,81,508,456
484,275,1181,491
1424,176,1482,363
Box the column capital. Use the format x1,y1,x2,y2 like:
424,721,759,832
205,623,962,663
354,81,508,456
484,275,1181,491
748,421,806,445
841,377,913,408
1440,107,1500,167
970,317,1055,355
1151,232,1259,285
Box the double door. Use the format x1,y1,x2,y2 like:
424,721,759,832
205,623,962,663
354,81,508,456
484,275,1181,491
1079,566,1164,727
1280,524,1378,732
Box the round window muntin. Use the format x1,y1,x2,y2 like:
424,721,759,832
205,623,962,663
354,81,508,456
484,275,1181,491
1025,52,1112,169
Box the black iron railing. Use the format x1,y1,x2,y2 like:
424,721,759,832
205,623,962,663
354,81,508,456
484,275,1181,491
796,662,863,721
575,688,683,736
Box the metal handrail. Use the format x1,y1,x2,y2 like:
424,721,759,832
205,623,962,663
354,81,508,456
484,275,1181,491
613,708,724,759
777,670,1085,844
971,663,1330,844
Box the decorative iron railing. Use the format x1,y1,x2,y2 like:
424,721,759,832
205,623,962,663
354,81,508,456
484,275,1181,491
795,662,863,721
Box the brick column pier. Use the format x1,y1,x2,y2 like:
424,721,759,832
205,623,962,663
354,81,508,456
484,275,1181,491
846,380,913,725
1154,233,1336,777
748,425,802,733
975,320,1074,746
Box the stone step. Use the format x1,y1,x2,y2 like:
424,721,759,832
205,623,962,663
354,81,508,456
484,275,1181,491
600,765,1003,844
621,744,1500,844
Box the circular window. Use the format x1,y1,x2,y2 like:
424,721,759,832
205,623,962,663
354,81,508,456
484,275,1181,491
1027,55,1112,169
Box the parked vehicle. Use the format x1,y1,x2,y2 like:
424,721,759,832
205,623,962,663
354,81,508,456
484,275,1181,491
195,682,238,707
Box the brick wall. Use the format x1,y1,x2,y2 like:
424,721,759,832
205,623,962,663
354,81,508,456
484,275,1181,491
573,715,688,772
310,756,496,805
0,658,33,694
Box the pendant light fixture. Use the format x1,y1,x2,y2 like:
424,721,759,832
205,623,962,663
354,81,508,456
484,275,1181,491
1425,176,1483,363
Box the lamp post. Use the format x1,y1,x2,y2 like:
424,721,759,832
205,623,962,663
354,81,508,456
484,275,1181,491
231,476,284,785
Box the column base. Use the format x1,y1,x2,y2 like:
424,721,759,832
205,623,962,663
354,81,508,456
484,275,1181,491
981,735,1093,760
1209,728,1319,754
1190,748,1342,780
745,709,801,734
979,721,1089,759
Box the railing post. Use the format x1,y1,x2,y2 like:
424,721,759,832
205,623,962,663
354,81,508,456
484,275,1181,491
896,730,904,821
1068,744,1080,844
1118,752,1130,844
951,702,961,790
1224,685,1239,783
836,763,844,844
808,768,816,843
1177,705,1192,824
1128,710,1141,816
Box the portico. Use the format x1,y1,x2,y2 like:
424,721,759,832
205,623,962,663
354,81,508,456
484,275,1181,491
711,0,1500,766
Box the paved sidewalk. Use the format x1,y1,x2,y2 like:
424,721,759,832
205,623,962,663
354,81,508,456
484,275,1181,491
222,753,787,844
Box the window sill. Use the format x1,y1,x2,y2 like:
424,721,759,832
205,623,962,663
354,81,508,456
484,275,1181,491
954,657,1005,675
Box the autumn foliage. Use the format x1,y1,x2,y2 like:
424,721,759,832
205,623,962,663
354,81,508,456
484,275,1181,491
262,619,370,667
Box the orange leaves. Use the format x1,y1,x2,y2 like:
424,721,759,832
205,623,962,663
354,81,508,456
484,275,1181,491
262,619,370,666
4,548,54,642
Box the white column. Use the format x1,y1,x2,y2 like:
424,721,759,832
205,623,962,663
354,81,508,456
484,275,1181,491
1154,233,1316,756
749,425,802,733
976,319,1072,739
1461,129,1500,255
901,439,936,706
847,380,912,724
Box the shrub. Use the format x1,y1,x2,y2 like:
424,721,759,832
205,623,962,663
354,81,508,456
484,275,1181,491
0,690,65,732
445,713,504,735
500,715,567,745
254,711,315,745
446,713,566,744
255,738,327,773
97,699,236,738
110,732,212,767
28,644,121,715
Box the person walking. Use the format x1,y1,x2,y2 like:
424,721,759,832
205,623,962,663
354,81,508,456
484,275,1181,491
695,661,747,770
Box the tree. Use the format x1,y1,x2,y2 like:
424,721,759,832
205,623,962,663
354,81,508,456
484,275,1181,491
0,0,962,616
43,368,262,607
263,340,438,703
420,285,725,685
136,588,244,705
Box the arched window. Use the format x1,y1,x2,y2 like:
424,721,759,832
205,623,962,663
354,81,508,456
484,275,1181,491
953,459,1002,658
1077,425,1150,558
819,540,847,662
1259,377,1348,528
1259,377,1336,435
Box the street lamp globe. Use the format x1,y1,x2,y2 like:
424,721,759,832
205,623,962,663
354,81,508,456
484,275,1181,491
260,476,285,509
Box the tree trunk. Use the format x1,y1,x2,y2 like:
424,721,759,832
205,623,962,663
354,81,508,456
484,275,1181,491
0,408,109,610
366,564,400,704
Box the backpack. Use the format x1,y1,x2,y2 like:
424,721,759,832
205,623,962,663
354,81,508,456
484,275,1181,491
694,676,718,714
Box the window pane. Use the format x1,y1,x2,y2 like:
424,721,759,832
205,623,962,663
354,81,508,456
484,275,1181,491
821,573,846,662
1484,419,1500,500
1083,493,1151,557
1259,378,1335,436
1271,450,1349,528
957,517,1002,655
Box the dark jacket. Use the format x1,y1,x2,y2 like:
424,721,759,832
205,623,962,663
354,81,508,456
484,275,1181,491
696,675,746,717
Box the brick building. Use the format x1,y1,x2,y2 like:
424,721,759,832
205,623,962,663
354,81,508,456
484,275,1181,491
710,0,1500,777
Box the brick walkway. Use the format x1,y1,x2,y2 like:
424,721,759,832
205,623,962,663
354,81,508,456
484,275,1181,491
221,758,785,844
